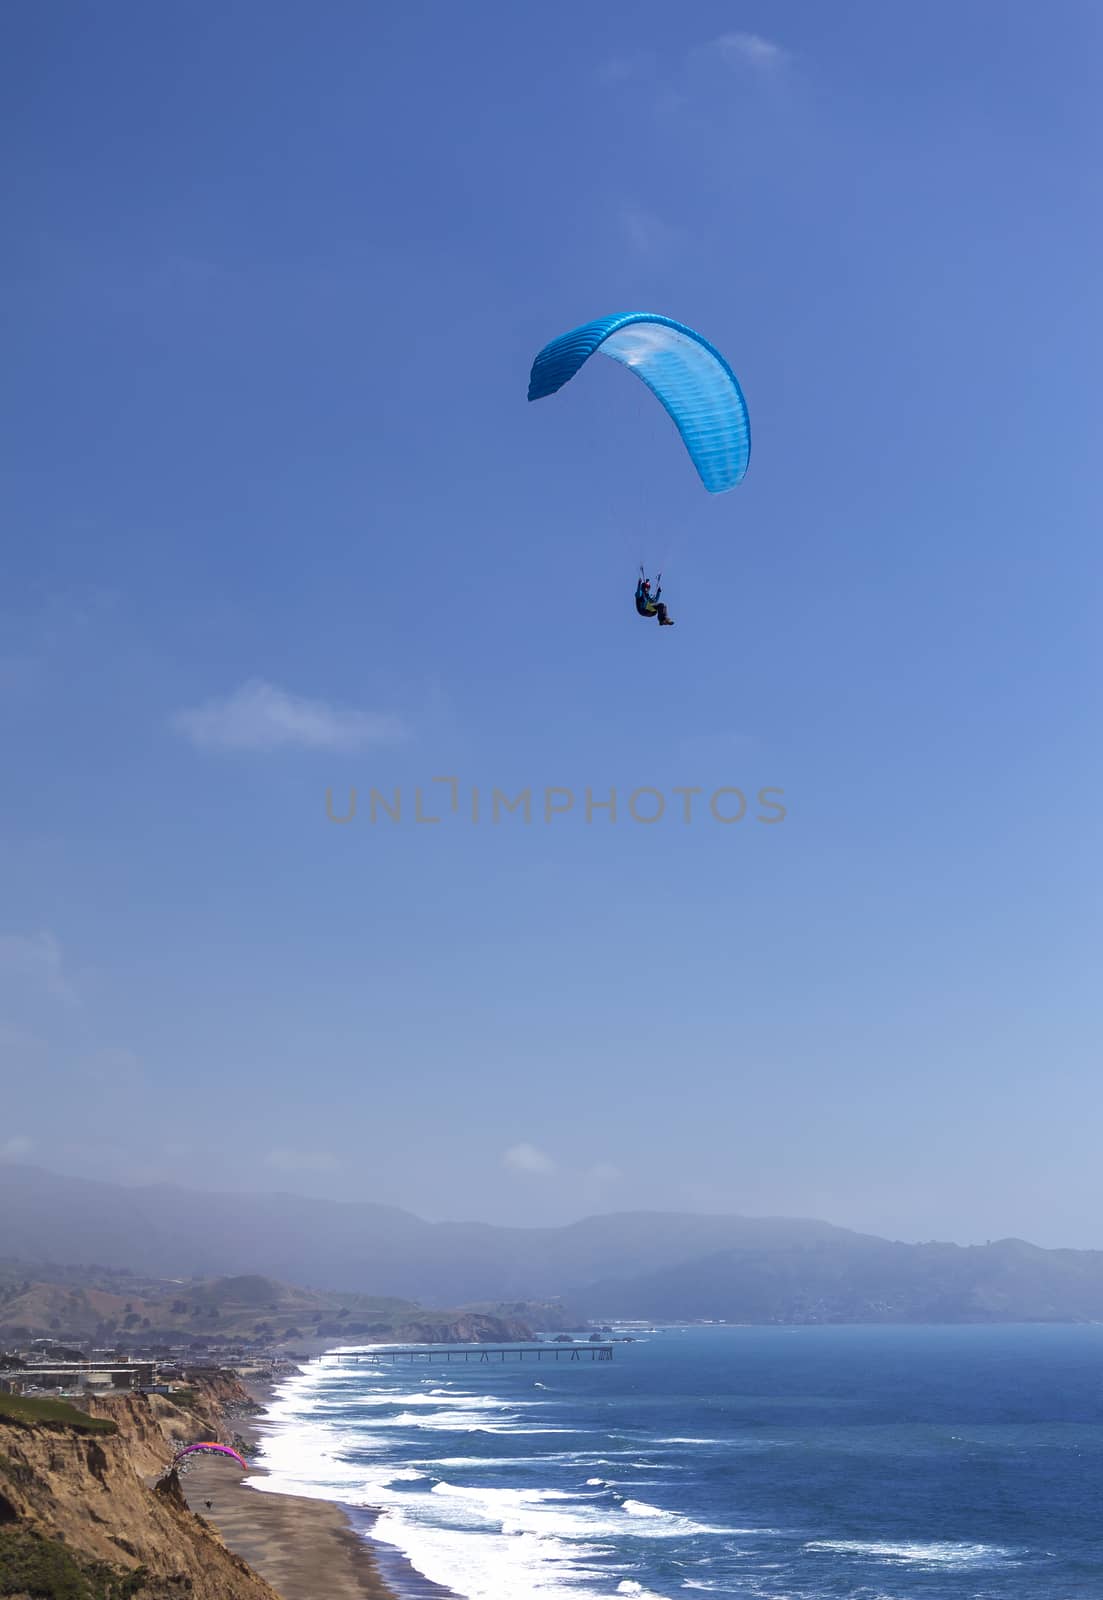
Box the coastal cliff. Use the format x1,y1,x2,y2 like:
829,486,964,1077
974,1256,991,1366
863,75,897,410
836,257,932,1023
326,1311,532,1343
0,1381,280,1599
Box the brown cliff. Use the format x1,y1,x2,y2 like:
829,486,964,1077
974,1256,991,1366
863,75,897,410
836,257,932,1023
0,1382,281,1600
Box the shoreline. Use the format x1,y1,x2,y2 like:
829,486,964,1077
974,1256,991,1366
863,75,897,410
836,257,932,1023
178,1367,454,1600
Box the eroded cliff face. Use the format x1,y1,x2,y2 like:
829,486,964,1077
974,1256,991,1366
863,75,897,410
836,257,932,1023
0,1381,281,1600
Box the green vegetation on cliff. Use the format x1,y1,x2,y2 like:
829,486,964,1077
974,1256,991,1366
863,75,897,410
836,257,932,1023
0,1528,147,1599
0,1396,116,1437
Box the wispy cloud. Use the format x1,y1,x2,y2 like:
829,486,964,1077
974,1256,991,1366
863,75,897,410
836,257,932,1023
265,1147,343,1174
172,679,408,753
0,1135,34,1163
644,31,793,143
503,1142,557,1176
0,931,77,1006
620,204,683,262
708,31,787,70
503,1145,623,1186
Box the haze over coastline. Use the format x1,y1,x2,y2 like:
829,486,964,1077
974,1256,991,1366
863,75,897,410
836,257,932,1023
4,1165,1103,1325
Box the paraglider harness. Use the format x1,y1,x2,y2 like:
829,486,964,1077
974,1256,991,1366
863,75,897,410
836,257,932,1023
635,568,672,625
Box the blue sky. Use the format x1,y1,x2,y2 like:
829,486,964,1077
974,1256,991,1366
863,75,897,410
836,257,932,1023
2,2,1101,1247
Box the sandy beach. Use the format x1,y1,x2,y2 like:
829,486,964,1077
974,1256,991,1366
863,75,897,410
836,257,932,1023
177,1374,450,1600
180,1452,395,1600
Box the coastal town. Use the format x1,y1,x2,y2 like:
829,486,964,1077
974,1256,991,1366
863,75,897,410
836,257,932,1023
0,1336,297,1402
0,1327,629,1400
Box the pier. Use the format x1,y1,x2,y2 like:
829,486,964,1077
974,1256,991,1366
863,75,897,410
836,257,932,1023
326,1343,614,1364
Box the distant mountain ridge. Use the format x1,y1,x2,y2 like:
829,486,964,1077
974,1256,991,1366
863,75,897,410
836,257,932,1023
578,1234,1103,1324
0,1164,856,1304
4,1164,1103,1323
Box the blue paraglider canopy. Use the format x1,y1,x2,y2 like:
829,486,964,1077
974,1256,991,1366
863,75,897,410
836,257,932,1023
527,312,750,494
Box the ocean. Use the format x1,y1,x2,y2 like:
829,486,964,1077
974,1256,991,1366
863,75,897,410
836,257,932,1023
248,1325,1103,1598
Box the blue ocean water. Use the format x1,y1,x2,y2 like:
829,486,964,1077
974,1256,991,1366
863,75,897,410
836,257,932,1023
250,1325,1103,1598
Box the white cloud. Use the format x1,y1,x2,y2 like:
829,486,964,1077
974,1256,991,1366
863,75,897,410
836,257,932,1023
0,931,77,1006
709,31,786,69
265,1147,343,1174
0,1135,34,1162
172,679,408,753
502,1146,622,1185
503,1142,557,1176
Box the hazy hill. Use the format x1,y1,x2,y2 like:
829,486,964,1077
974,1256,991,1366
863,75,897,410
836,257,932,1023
5,1164,1103,1323
0,1164,854,1303
0,1268,529,1346
577,1235,1103,1323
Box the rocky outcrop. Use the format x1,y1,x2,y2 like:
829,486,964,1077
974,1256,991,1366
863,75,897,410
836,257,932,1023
0,1381,281,1600
397,1312,532,1342
309,1311,531,1342
401,1305,531,1344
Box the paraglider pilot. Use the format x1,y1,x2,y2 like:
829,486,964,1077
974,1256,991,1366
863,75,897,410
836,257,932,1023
635,569,673,626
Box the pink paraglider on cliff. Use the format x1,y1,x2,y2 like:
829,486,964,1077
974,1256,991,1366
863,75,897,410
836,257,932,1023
172,1442,248,1472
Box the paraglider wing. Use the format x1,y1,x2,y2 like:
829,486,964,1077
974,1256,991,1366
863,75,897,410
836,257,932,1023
173,1442,247,1472
527,313,750,493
